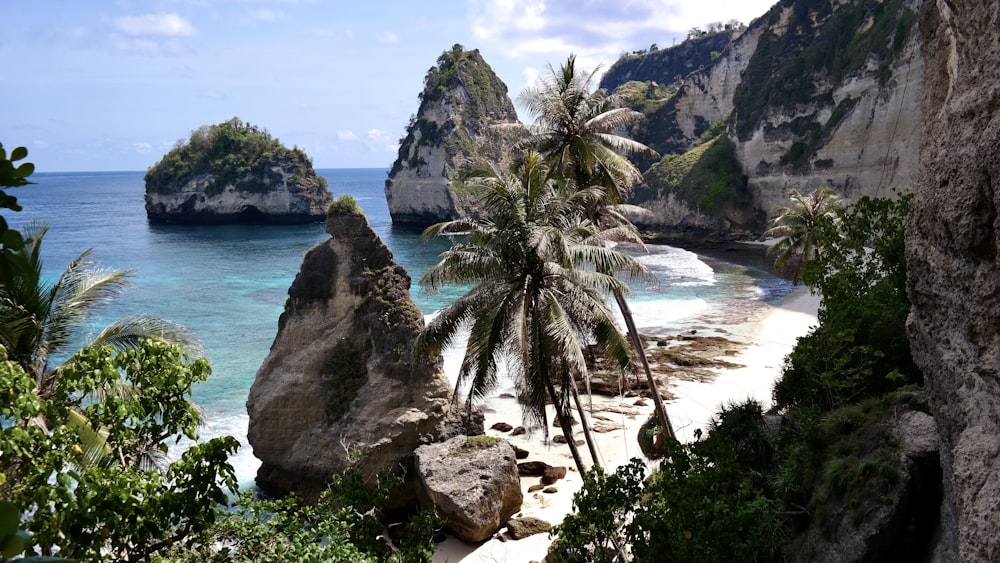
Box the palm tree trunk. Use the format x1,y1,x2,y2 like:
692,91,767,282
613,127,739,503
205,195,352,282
545,376,587,476
613,288,675,439
569,375,601,468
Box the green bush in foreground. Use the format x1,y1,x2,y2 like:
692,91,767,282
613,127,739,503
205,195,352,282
0,341,239,562
157,468,440,563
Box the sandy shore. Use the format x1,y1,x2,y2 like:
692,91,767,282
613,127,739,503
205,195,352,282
432,285,820,562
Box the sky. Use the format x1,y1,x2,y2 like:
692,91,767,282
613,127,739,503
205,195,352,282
3,0,777,172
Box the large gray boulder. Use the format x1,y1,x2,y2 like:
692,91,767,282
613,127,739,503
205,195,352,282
413,435,523,544
905,1,1000,560
246,202,453,500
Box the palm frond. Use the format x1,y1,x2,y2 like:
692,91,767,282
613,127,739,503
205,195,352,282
91,316,202,358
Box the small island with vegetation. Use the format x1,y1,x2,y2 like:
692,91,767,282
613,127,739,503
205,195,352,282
144,117,331,224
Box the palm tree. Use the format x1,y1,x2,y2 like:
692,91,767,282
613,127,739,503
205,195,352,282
763,187,842,283
518,55,675,440
517,55,653,202
415,152,639,475
0,222,199,400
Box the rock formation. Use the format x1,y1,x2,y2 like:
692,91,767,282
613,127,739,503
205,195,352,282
384,44,526,227
145,118,331,224
906,1,1000,560
601,0,925,239
784,409,942,562
246,199,453,500
413,435,523,543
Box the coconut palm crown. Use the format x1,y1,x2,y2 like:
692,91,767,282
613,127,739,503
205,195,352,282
415,151,642,473
517,54,655,203
763,187,843,283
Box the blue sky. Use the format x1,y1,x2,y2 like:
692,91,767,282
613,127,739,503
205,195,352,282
3,1,776,172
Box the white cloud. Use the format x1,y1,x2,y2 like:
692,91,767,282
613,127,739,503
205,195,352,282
338,130,358,141
111,13,197,36
204,90,226,100
366,129,395,153
377,31,400,44
133,142,152,153
249,8,285,23
467,0,775,62
32,140,49,149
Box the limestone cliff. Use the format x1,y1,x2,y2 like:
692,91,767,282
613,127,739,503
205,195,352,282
604,0,924,239
384,44,526,227
732,0,923,218
145,118,330,224
246,200,453,499
906,1,1000,560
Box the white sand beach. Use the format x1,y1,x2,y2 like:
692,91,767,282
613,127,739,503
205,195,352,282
432,285,821,563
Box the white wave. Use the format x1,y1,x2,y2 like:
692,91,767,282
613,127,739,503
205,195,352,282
634,245,716,287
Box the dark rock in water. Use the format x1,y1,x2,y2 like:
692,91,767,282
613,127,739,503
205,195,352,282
906,2,1000,560
491,422,513,432
414,435,522,544
246,203,453,501
511,426,526,436
505,516,552,540
510,444,529,460
144,118,331,224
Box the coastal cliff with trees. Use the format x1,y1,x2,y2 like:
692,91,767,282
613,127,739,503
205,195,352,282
386,0,924,242
384,45,526,226
144,117,332,225
5,0,1000,560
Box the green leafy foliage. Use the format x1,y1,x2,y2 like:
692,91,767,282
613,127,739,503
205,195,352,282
774,195,917,411
145,117,325,196
0,143,34,260
553,403,784,563
552,195,922,559
0,342,239,562
157,468,441,562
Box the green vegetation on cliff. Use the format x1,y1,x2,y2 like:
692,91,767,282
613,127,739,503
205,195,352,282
733,0,917,140
552,194,931,561
390,44,522,178
145,117,325,196
599,30,739,93
637,119,756,228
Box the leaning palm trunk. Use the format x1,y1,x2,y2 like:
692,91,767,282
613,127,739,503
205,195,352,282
613,289,675,439
569,376,601,466
546,375,587,476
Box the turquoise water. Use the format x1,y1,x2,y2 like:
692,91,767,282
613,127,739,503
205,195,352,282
5,169,793,482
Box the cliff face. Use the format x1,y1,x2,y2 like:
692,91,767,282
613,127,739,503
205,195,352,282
145,118,331,224
144,163,330,224
906,1,1000,560
246,203,453,499
733,0,924,218
608,0,924,239
384,45,525,227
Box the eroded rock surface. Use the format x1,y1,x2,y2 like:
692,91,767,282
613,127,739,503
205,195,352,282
413,435,523,544
384,45,525,227
906,1,1000,560
246,204,452,499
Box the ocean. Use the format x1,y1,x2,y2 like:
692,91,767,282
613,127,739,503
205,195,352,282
5,169,794,484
